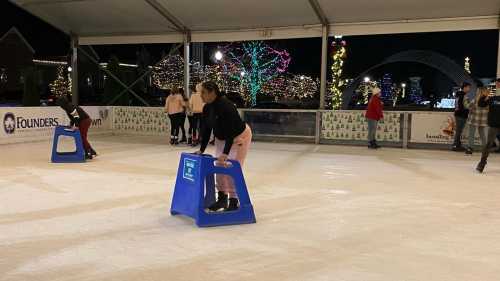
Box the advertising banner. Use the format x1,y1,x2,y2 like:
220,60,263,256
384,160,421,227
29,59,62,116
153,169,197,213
0,106,112,144
0,107,67,144
410,112,482,145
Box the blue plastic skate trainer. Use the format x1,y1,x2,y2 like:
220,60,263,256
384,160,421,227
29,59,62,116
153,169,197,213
170,153,256,227
51,126,86,163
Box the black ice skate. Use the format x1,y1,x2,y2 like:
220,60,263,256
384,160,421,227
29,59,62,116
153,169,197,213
465,147,473,155
225,198,239,212
207,191,228,212
85,150,93,160
476,160,487,173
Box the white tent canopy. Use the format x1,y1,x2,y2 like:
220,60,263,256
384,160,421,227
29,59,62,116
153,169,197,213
9,0,500,107
9,0,500,44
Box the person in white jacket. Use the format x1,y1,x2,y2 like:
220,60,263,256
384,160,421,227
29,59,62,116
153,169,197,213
188,83,205,146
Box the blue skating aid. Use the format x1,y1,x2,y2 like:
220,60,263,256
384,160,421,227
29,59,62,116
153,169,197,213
170,152,256,227
51,126,86,163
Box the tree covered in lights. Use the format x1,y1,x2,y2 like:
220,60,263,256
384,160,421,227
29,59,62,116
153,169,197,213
330,37,347,109
261,75,288,101
49,66,71,98
151,54,184,90
464,57,471,74
222,41,291,106
203,64,240,94
288,75,318,100
354,79,378,105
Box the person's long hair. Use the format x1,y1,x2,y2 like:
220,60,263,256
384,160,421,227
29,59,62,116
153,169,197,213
475,87,490,104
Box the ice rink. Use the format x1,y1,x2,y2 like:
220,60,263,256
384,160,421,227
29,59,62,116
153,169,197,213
1,135,500,281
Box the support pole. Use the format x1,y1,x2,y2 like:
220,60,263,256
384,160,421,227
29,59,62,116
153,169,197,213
70,35,79,105
319,25,328,110
184,32,191,97
497,29,500,78
315,111,321,144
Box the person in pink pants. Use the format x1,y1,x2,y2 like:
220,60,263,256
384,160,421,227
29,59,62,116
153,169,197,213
195,81,252,212
214,124,252,199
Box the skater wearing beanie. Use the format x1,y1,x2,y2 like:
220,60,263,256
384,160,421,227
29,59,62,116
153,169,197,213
195,81,252,212
365,87,383,149
476,81,500,173
56,96,96,159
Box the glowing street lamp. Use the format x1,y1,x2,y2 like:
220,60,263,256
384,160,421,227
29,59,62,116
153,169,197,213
401,83,406,98
364,77,370,83
214,50,223,61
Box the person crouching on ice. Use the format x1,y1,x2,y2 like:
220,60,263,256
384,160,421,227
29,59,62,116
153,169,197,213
195,81,252,212
56,96,96,160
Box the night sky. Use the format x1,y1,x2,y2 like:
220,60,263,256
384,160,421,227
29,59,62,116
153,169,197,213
1,0,498,83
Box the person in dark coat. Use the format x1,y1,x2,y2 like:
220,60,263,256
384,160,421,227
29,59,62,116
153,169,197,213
476,80,500,173
56,96,96,159
452,82,472,151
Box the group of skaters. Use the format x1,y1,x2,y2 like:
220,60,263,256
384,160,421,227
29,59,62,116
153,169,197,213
164,84,205,146
365,79,500,173
452,78,500,173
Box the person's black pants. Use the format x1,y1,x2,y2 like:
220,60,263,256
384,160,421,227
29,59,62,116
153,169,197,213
178,113,186,139
168,114,177,138
480,127,500,163
169,113,185,139
453,116,467,147
189,113,202,140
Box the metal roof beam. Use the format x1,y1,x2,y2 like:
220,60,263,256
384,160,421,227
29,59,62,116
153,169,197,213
308,0,328,25
18,0,91,6
144,0,188,33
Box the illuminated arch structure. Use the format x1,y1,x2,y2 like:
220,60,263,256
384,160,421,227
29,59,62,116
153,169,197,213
341,50,476,109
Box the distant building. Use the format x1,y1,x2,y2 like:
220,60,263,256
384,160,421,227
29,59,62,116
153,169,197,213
0,27,35,99
409,77,423,104
381,73,393,102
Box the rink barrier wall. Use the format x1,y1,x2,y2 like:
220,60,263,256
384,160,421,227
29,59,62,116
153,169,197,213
1,107,483,149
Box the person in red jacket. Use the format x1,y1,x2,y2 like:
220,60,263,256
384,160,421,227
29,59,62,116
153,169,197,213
365,87,384,149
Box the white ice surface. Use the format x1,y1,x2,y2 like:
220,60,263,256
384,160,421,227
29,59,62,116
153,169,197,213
1,135,500,281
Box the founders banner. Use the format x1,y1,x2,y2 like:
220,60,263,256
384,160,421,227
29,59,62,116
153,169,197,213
0,106,112,144
0,107,66,144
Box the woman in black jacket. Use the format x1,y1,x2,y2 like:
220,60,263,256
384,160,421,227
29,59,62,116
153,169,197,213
195,81,252,212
